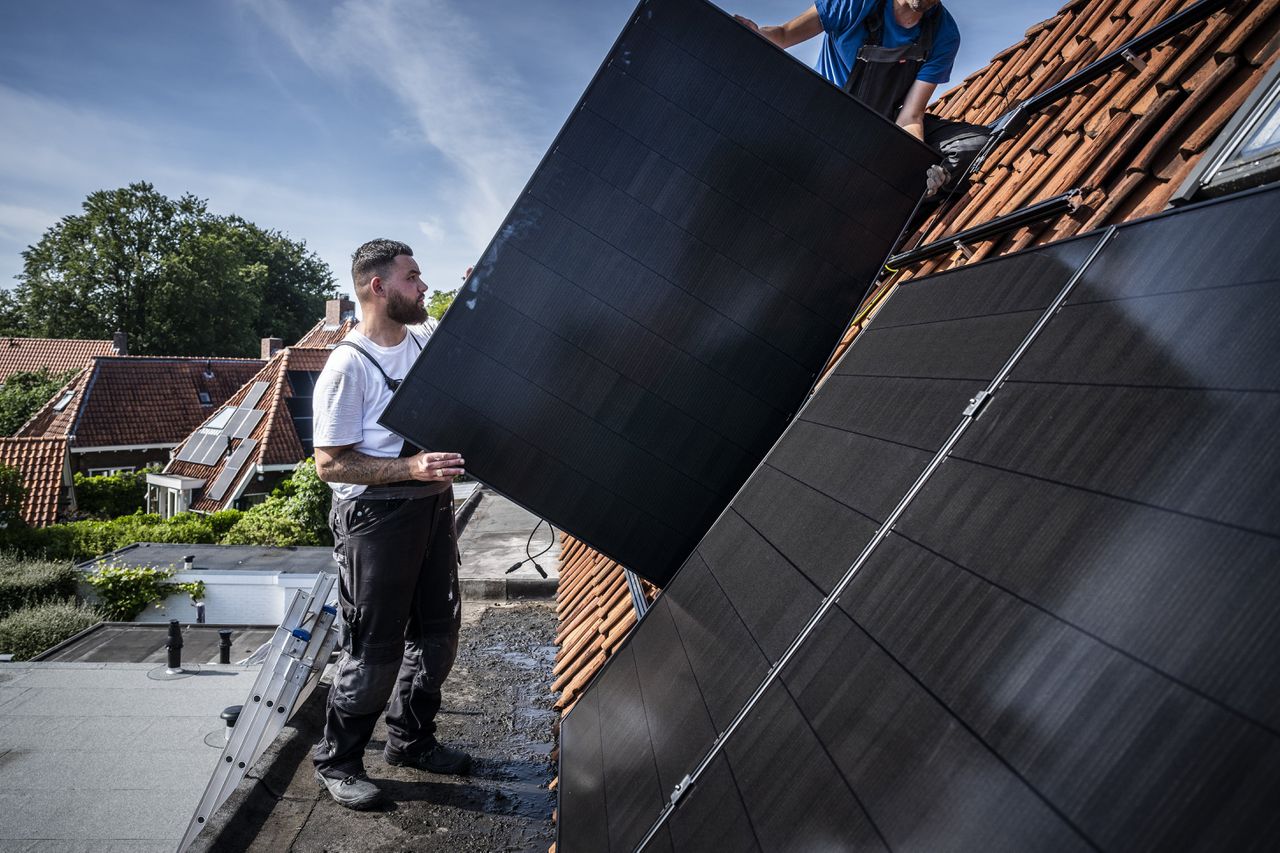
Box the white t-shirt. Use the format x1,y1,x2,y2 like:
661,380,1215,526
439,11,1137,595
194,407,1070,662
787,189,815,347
313,320,437,500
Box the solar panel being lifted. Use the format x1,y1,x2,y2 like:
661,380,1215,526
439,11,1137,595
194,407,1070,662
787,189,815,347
381,0,937,586
560,184,1280,852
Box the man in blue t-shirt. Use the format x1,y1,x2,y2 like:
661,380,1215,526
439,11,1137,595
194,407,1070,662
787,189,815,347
737,1,960,144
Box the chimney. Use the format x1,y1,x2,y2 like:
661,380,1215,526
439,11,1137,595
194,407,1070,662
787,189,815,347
261,337,283,360
325,295,355,328
112,331,128,355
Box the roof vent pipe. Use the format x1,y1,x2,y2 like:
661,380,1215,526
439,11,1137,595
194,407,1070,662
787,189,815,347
218,629,233,664
166,619,184,675
220,705,242,744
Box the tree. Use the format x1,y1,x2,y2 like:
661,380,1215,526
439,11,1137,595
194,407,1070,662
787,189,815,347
0,370,78,436
427,288,456,320
7,182,337,356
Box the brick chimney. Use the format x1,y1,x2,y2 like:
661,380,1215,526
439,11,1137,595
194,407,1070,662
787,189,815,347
112,330,128,355
325,295,355,329
261,337,283,360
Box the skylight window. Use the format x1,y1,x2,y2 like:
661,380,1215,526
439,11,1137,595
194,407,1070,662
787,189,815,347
201,407,233,433
1174,61,1280,203
198,391,213,406
51,391,75,412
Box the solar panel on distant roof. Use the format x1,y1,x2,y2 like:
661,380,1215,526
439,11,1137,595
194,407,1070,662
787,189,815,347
239,381,270,412
205,438,257,502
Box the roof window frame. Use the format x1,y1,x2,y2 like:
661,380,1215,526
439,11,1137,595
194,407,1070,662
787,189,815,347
1171,59,1280,204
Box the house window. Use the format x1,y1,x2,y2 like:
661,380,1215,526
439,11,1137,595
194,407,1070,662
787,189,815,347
52,392,75,412
1173,61,1280,203
87,466,136,476
198,391,213,406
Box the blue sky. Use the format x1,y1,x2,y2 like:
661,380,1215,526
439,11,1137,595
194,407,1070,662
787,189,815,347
0,0,1063,313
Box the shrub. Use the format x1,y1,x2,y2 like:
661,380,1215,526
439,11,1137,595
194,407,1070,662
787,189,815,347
279,458,331,545
207,509,244,540
0,600,101,660
73,468,151,518
83,562,205,621
219,497,315,546
0,555,78,618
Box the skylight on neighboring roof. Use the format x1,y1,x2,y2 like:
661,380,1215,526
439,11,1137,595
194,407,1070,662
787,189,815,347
51,391,75,412
197,391,212,406
201,407,233,433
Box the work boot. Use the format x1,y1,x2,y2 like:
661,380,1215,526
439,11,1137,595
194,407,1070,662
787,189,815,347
315,770,385,809
384,741,472,775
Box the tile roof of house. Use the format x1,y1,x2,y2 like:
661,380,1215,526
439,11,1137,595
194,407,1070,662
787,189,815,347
16,356,264,449
294,317,357,348
0,337,117,385
551,0,1280,724
828,0,1280,365
0,436,70,526
164,346,334,511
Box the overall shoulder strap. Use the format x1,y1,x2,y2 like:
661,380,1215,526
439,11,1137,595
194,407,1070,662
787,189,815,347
864,0,886,47
333,340,399,391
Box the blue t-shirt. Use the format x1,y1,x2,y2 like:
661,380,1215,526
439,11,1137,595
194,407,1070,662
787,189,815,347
815,0,960,89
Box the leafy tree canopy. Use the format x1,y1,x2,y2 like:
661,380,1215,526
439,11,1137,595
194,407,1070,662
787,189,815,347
0,369,78,436
0,182,337,357
427,288,456,320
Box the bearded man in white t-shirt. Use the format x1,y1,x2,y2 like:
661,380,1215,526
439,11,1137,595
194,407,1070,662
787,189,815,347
310,238,470,809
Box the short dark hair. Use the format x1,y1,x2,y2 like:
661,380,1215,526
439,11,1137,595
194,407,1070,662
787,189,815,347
351,239,414,292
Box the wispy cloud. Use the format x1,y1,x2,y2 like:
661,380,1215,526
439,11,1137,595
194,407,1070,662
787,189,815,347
246,0,544,253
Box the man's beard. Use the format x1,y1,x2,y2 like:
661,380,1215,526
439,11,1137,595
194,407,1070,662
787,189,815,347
386,288,428,325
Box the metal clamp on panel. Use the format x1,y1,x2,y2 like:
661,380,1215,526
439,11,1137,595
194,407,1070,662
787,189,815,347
669,773,694,808
963,390,993,419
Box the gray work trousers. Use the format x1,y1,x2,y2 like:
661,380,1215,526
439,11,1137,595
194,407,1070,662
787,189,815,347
313,488,462,776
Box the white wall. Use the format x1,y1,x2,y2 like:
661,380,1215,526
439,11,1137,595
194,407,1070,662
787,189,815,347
134,572,331,625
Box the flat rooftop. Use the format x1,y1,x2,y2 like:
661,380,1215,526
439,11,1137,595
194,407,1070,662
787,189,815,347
36,622,277,664
78,542,337,575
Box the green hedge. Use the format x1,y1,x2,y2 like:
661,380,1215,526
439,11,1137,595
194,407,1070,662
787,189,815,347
0,512,219,562
0,555,78,618
73,469,150,518
0,600,101,660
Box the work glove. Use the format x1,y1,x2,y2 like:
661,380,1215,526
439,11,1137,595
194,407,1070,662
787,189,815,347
925,164,951,197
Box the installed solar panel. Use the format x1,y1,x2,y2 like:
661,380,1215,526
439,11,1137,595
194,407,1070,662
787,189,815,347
239,381,270,412
558,231,1107,851
563,185,1280,851
205,438,257,502
227,408,264,441
381,0,937,586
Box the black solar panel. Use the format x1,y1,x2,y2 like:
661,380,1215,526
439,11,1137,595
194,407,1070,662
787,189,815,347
559,230,1106,851
562,185,1280,851
381,0,937,586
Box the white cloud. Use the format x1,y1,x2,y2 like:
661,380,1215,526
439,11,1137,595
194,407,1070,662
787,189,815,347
246,0,543,253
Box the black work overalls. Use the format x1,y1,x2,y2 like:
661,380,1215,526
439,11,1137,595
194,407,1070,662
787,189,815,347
843,2,940,120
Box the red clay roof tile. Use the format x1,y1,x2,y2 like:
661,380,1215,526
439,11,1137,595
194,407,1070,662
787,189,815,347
0,437,69,526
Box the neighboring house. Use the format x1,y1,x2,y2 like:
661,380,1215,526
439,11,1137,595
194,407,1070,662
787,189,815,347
151,346,333,516
148,296,357,516
79,542,337,625
293,294,356,347
0,333,123,385
16,355,264,480
553,0,1280,714
0,436,75,526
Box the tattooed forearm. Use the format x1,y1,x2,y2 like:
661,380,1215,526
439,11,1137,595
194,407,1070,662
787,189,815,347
314,447,411,485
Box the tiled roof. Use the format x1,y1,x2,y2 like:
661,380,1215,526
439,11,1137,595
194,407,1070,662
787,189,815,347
551,0,1280,721
17,356,263,448
294,317,357,348
553,534,657,715
0,437,70,526
0,337,116,385
165,347,334,511
828,0,1280,365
